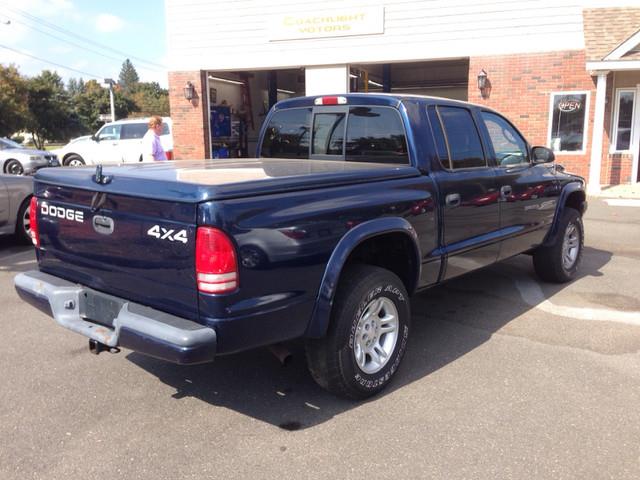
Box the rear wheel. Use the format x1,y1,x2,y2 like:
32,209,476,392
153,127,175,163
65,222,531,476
4,159,24,175
306,264,410,399
533,207,583,283
64,154,85,167
15,197,32,244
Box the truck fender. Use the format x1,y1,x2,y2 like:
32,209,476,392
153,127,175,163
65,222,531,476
305,217,421,338
542,182,587,247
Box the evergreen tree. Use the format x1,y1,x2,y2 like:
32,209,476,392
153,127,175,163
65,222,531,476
118,58,139,93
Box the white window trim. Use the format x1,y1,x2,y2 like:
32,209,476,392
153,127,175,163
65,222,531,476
547,91,591,155
610,88,637,153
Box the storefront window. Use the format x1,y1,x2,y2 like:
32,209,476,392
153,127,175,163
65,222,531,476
548,92,588,152
612,89,635,152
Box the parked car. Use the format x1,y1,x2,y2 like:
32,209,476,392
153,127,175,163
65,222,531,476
0,173,33,243
53,117,173,166
0,138,60,175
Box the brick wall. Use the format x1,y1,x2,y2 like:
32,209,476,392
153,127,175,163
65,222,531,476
468,50,603,183
168,71,210,160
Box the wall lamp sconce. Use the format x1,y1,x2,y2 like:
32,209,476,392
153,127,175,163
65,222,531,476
477,69,491,99
183,81,195,100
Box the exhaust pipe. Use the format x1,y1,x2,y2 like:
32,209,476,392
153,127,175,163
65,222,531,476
268,343,292,366
89,339,120,355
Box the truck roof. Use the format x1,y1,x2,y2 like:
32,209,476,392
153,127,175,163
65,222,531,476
273,93,497,113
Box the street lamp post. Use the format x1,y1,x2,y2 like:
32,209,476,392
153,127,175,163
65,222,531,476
103,78,116,122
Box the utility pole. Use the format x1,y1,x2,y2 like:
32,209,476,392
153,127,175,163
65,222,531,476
103,78,116,122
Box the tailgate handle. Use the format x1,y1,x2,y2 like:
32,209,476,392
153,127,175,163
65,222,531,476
92,215,114,235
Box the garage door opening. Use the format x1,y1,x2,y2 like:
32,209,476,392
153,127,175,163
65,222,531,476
206,69,305,158
349,59,469,100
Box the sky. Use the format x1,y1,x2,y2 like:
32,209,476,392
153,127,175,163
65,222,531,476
0,0,168,87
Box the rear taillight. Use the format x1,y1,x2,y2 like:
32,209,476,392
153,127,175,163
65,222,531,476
29,196,40,248
195,227,238,294
165,150,173,160
314,96,347,105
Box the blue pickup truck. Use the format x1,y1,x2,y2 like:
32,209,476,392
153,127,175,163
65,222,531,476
15,94,586,399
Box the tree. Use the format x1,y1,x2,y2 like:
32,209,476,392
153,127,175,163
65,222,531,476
0,64,30,138
25,70,76,148
118,58,139,93
66,77,86,97
74,79,136,132
130,81,169,117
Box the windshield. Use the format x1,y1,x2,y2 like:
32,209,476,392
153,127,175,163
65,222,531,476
0,138,23,149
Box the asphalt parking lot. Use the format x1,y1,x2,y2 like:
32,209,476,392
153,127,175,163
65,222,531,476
1,197,639,479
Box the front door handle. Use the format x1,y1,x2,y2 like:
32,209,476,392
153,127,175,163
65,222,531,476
445,193,461,207
500,185,512,199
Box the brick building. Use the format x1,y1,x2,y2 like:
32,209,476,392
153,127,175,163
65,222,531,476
165,1,640,191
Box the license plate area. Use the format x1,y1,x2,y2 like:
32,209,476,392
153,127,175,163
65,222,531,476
78,289,126,328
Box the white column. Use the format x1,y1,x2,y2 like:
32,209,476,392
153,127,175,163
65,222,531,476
305,65,349,96
588,71,609,194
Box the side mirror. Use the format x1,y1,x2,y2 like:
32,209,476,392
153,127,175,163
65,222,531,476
91,135,99,142
532,146,555,164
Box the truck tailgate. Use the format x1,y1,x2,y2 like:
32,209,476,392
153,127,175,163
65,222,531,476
35,184,198,320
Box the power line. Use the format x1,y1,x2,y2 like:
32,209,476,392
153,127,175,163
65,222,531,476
4,14,165,72
0,44,104,80
2,5,167,70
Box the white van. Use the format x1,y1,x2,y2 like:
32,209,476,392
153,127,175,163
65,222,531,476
54,117,173,166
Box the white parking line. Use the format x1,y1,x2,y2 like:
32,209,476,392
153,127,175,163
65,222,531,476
604,199,640,207
0,259,36,271
0,249,34,262
515,276,640,327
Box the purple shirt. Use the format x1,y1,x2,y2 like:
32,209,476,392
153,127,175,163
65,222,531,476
142,129,167,161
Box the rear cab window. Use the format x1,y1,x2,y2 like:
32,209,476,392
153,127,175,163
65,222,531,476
260,105,409,165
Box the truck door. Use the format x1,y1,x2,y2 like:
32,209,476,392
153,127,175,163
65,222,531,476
428,105,500,281
477,111,559,260
92,124,122,164
119,122,148,162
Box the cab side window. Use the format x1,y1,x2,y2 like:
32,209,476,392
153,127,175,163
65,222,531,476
120,123,148,140
481,111,529,166
437,106,486,169
97,125,121,142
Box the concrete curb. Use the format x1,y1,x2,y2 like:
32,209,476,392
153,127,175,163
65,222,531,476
589,184,640,199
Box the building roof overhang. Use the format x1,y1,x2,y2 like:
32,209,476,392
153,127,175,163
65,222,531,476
583,8,640,72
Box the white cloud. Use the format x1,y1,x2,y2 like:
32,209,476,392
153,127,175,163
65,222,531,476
95,13,125,33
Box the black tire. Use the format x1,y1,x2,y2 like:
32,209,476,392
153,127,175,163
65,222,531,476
4,159,24,175
305,264,410,399
64,154,85,167
15,197,32,244
533,207,583,283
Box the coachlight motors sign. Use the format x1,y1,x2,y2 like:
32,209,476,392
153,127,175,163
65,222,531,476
269,6,384,41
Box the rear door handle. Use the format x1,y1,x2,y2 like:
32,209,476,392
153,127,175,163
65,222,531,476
445,193,461,207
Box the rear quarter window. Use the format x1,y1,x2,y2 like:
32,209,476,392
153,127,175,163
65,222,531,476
345,106,408,164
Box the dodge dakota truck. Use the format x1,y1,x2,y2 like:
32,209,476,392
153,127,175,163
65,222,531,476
15,94,586,399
